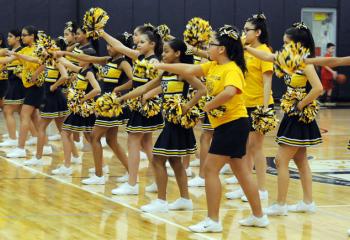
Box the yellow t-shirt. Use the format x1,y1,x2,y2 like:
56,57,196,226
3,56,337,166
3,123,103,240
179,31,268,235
243,44,274,107
18,46,40,88
201,61,248,128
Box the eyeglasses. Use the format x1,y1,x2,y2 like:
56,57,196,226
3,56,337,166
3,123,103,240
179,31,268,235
243,28,256,33
209,42,221,47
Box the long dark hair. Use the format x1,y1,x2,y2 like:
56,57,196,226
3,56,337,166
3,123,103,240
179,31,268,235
246,13,270,46
142,30,163,59
167,39,194,64
285,23,315,57
22,25,38,41
54,37,67,51
216,25,247,73
8,29,22,48
0,33,7,48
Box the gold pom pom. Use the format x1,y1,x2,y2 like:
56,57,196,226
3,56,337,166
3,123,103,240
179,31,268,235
140,96,162,118
163,95,183,124
35,71,45,87
13,65,23,77
180,105,200,129
183,17,212,48
198,95,226,118
251,106,279,134
133,59,159,80
95,92,123,118
274,41,310,77
126,97,142,111
281,87,319,123
67,89,95,117
83,7,109,40
34,31,59,66
157,24,172,41
0,67,8,79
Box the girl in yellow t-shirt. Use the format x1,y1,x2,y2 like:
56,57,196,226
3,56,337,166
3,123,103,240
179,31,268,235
0,26,43,159
156,25,269,233
226,13,273,201
245,23,323,215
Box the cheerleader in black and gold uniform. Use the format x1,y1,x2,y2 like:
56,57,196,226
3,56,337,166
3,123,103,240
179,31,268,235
51,48,101,175
99,28,164,195
23,39,70,166
59,34,134,184
117,39,205,212
0,30,25,147
0,26,44,159
0,34,8,109
246,23,323,215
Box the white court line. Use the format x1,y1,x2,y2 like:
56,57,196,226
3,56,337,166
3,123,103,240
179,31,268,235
0,156,215,240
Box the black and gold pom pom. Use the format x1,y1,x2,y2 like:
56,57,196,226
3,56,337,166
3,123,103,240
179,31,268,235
180,105,201,129
35,71,46,87
299,100,319,123
163,95,183,124
198,95,226,118
34,31,59,66
274,41,310,77
251,106,279,134
133,59,159,80
83,7,109,40
157,24,172,41
95,92,123,118
183,17,212,48
67,88,95,117
126,97,142,111
0,67,8,80
140,96,162,118
13,65,23,77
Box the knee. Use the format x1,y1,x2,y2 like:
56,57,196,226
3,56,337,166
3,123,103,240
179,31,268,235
106,135,115,147
169,159,183,171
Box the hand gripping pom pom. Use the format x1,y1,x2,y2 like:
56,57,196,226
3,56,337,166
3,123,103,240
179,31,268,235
95,92,123,118
83,7,109,40
183,17,212,48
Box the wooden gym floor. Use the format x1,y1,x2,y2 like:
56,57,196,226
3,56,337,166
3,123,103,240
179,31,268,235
0,108,349,240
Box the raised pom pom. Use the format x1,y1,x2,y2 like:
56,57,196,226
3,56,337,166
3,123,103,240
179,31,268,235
83,7,109,40
34,31,59,66
251,106,279,134
274,41,310,78
183,17,212,48
95,92,123,118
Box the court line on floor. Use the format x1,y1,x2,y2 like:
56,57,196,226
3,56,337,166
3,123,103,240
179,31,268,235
0,156,215,240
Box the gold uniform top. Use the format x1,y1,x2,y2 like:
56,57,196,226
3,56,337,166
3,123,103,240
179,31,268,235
161,72,189,99
99,58,126,93
200,61,248,128
286,71,308,89
44,66,60,83
243,44,274,107
18,46,40,88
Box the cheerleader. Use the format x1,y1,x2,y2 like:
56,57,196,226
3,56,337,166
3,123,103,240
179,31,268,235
118,38,206,212
0,30,24,147
98,28,164,195
0,26,43,158
156,25,269,232
51,48,101,175
245,22,323,215
58,34,134,184
226,13,273,201
23,38,69,166
0,34,8,109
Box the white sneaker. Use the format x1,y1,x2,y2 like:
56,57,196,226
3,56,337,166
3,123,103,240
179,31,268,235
23,156,43,166
140,151,148,160
238,215,269,228
111,183,138,195
188,218,223,233
225,176,238,184
168,198,193,210
6,147,26,158
220,164,231,174
71,155,82,164
88,165,110,174
42,145,53,156
165,161,171,168
101,137,107,148
348,229,350,236
140,199,168,213
189,158,200,167
225,188,244,199
145,182,158,193
188,176,205,187
116,173,129,183
186,167,193,177
26,137,37,146
75,138,84,150
0,139,18,147
264,203,288,216
81,175,105,185
51,165,73,175
241,190,269,202
288,201,316,213
48,134,61,141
